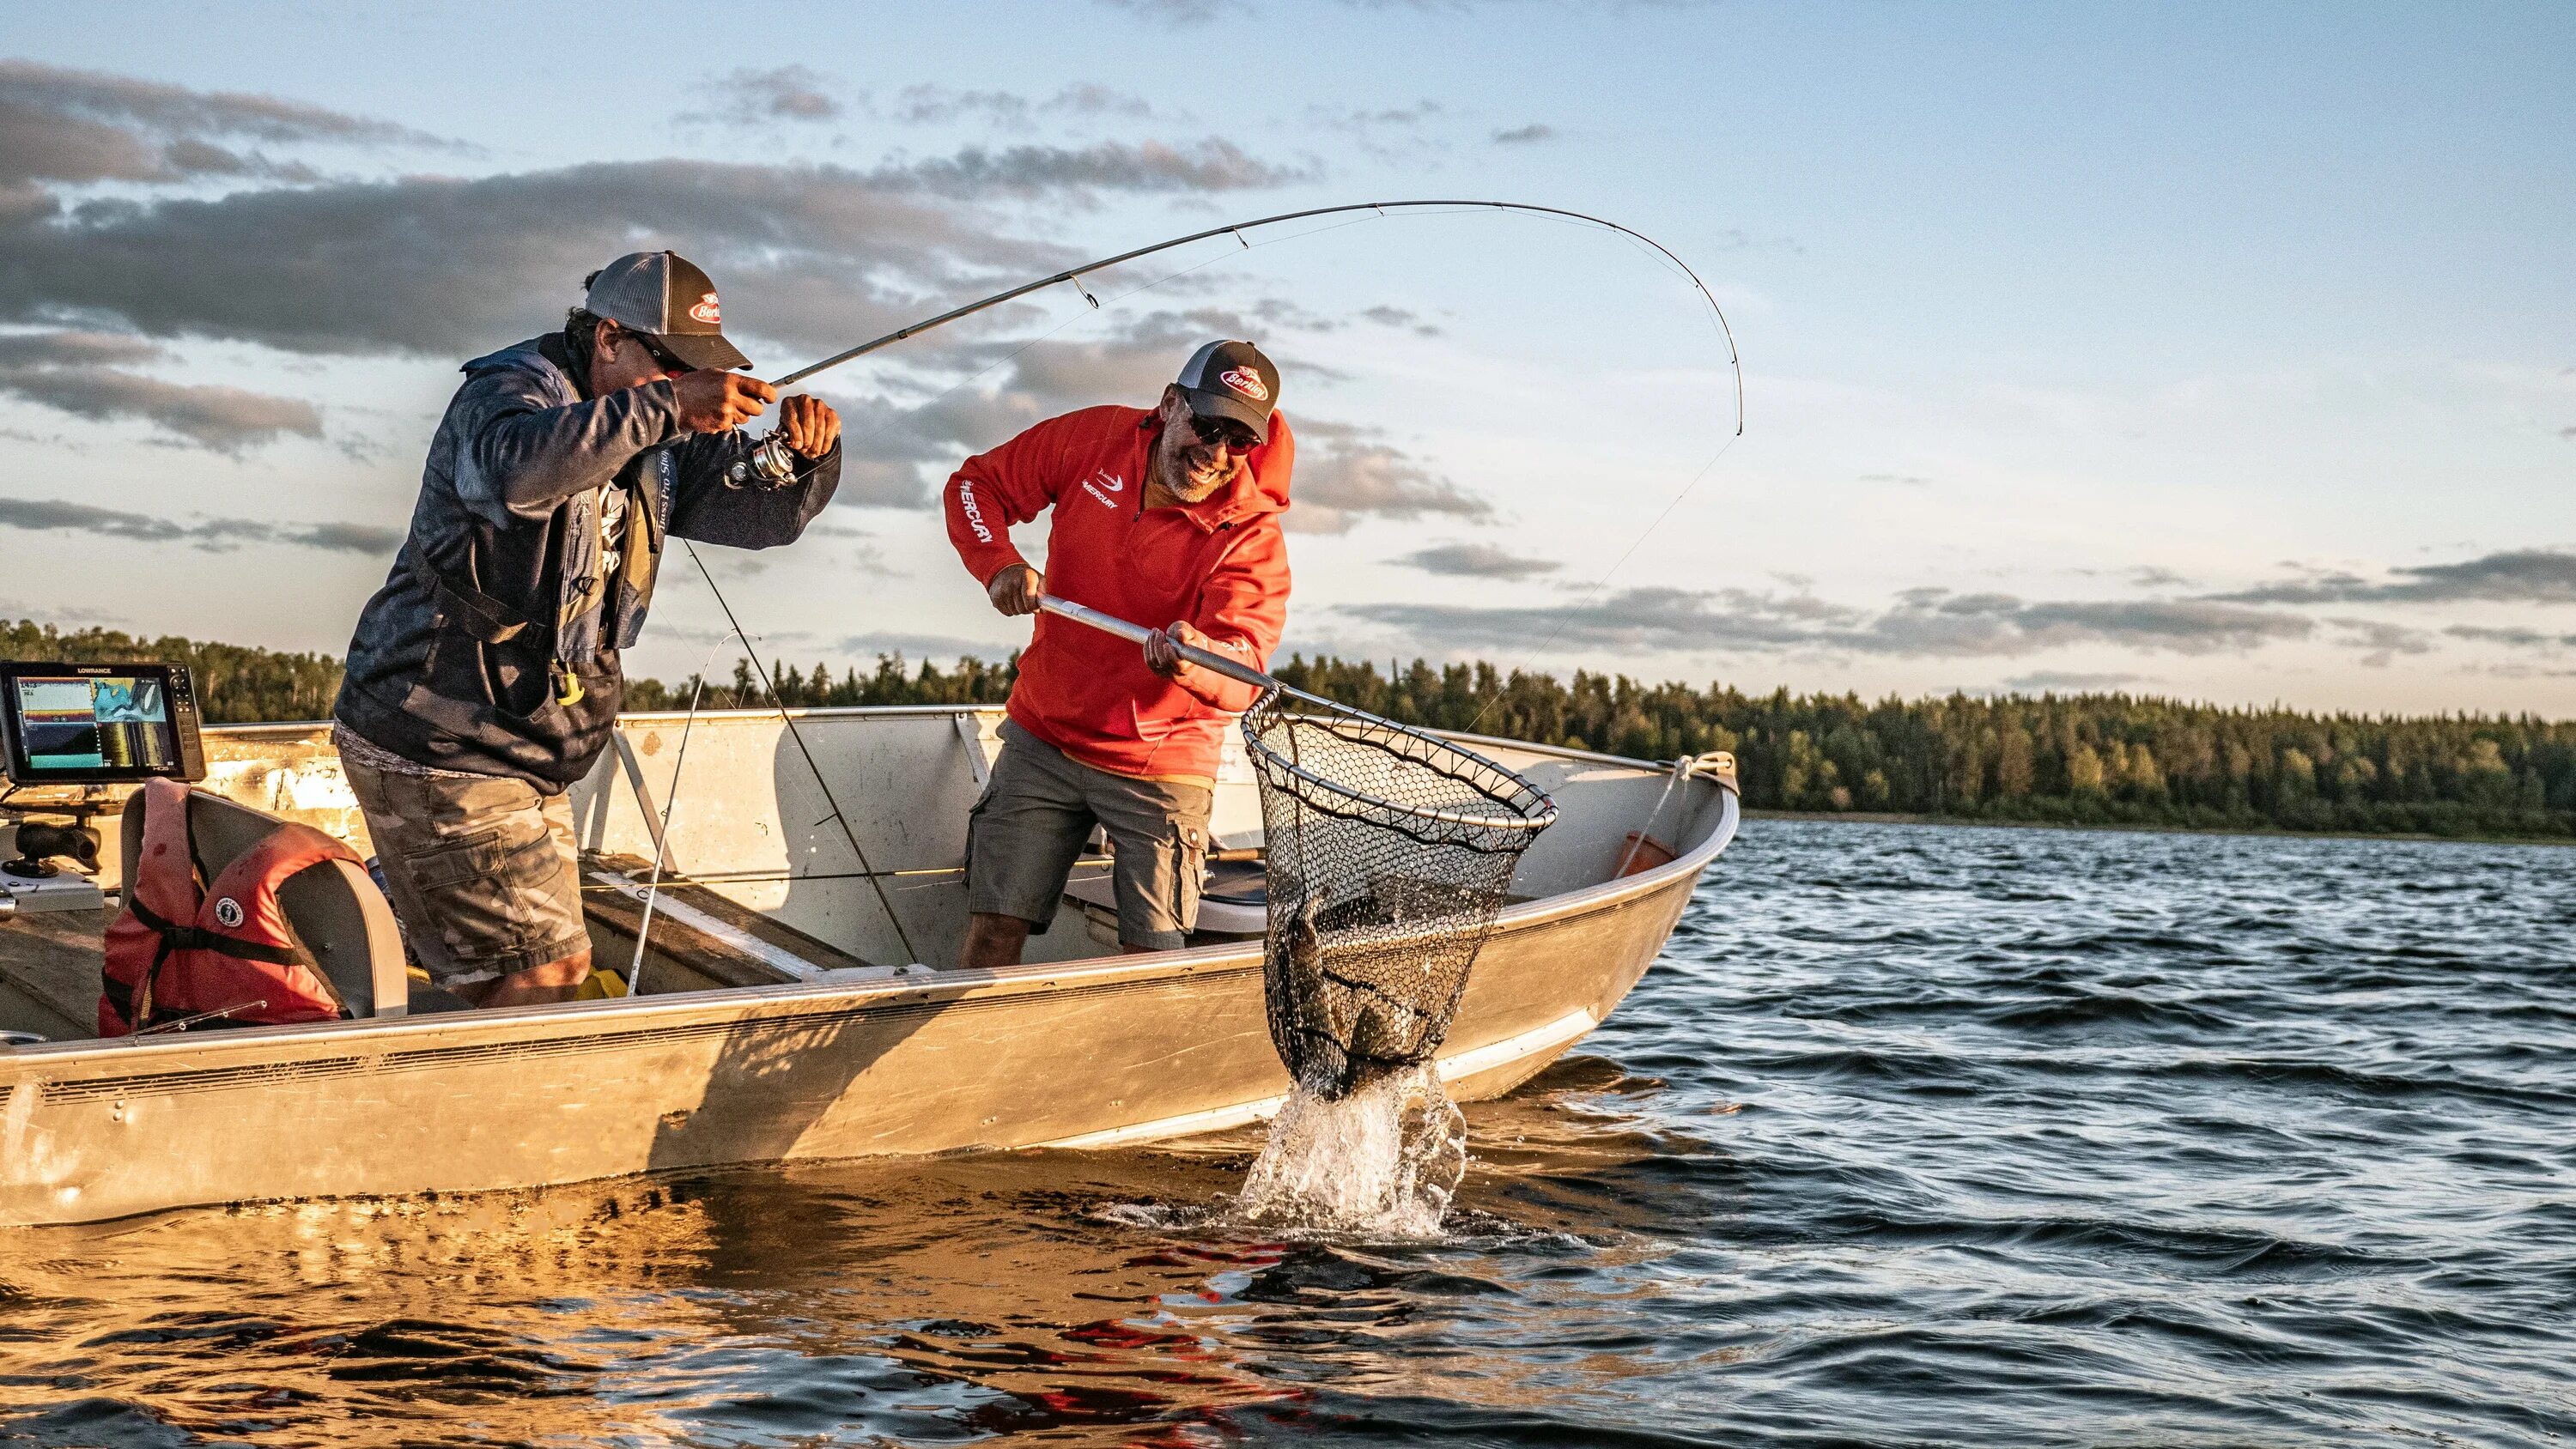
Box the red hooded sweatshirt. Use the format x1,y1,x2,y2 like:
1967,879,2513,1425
945,405,1293,784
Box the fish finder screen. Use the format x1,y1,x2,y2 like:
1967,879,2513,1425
10,673,179,774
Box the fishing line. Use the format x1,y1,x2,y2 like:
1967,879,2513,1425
657,200,1741,969
833,230,1269,460
627,631,730,991
769,199,1744,435
680,538,920,964
1461,429,1741,738
829,205,1489,461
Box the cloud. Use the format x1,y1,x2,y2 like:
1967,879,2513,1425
887,83,1152,130
832,628,1018,664
1111,0,1713,15
1300,101,1452,163
1350,0,1714,6
1393,542,1560,579
2002,670,2148,693
889,87,1035,129
1341,585,1860,654
1305,101,1446,139
2328,617,2433,668
0,57,440,209
1357,304,1438,336
875,139,1310,200
1339,585,2314,659
0,149,1300,361
793,308,1255,506
1859,591,2316,658
1048,83,1156,119
0,329,319,449
2560,425,2575,440
2445,623,2576,650
1091,0,1220,21
1285,418,1492,535
0,495,178,542
683,66,843,125
2213,549,2576,606
0,494,397,553
820,306,1444,524
280,520,401,553
1858,471,1932,486
0,329,159,367
0,65,1309,365
1491,124,1556,145
0,159,1045,361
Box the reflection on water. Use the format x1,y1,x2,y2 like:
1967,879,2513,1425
0,1137,1646,1446
3,821,2572,1446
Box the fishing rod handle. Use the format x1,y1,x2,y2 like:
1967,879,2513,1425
1036,595,1281,693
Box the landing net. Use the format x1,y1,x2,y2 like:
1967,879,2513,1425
1243,691,1558,1100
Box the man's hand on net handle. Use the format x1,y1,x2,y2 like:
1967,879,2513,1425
1144,620,1212,679
987,564,1042,617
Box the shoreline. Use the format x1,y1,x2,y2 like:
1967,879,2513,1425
1741,809,2576,850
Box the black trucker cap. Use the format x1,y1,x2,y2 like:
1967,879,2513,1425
583,250,751,372
1176,339,1280,442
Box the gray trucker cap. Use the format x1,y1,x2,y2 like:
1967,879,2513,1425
583,251,751,372
1175,339,1280,442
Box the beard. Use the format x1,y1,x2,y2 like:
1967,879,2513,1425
1157,436,1236,502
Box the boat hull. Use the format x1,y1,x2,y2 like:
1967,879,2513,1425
0,719,1736,1228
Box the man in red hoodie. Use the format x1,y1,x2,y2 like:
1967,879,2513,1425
944,340,1292,966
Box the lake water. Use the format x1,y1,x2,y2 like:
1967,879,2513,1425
4,820,2570,1446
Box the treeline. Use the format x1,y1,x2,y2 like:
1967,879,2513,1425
668,650,2576,840
1267,657,2576,842
3,620,346,724
624,652,1018,711
0,621,1015,722
10,619,2570,840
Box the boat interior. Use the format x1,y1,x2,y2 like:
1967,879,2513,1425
0,705,1736,1049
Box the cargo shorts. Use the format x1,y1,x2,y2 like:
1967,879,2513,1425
967,718,1212,951
343,756,592,990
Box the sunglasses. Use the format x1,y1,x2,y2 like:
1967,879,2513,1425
616,326,694,374
1188,411,1260,452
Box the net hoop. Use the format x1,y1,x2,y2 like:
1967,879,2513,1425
1241,690,1558,848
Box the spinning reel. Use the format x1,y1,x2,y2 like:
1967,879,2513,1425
725,433,803,491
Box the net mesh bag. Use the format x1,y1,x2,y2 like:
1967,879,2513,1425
1244,690,1558,1100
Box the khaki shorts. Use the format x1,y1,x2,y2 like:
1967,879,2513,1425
343,757,591,989
967,718,1212,951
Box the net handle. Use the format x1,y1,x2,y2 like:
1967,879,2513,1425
1039,595,1326,703
1039,593,1557,835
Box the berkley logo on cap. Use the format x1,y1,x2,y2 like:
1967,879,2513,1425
1218,367,1269,403
689,292,721,325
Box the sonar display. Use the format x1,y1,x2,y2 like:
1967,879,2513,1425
12,674,175,773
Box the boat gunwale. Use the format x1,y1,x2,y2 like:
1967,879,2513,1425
1,724,1739,1082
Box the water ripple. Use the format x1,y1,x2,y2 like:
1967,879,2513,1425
1,820,2569,1446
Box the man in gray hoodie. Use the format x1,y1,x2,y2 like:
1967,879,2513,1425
334,251,841,1007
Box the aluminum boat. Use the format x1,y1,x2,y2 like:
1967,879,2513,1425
0,706,1738,1228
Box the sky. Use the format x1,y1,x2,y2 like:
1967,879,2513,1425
1,1,2570,717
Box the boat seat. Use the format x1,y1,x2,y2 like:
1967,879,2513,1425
119,788,411,1021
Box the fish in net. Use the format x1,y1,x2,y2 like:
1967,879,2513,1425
1242,691,1558,1100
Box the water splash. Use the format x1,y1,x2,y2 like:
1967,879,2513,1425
1233,1063,1467,1238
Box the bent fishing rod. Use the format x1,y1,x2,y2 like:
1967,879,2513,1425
765,198,1743,433
657,199,1741,968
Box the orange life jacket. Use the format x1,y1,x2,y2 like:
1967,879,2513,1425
99,778,351,1036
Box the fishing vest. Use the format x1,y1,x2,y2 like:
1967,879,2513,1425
99,779,351,1036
